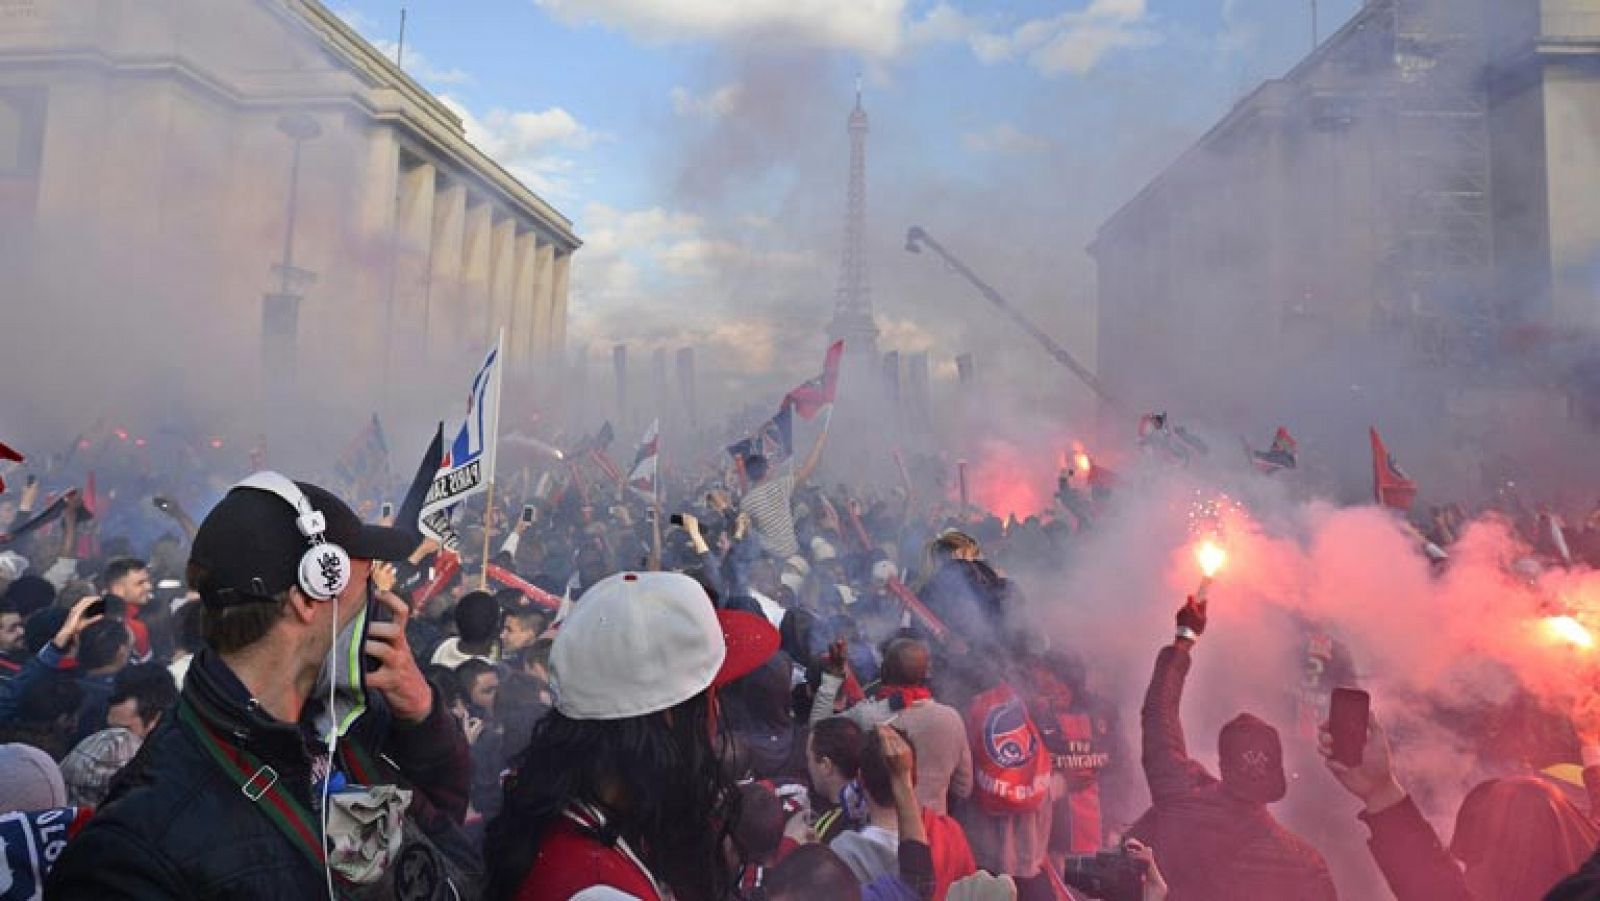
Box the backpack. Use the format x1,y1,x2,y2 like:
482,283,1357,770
965,682,1051,815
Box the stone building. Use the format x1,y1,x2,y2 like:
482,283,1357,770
0,0,579,437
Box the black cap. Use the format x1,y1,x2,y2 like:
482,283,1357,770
190,479,415,607
1218,712,1287,805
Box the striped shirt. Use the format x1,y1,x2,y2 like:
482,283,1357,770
741,472,799,559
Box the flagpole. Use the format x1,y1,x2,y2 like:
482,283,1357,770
479,328,506,591
479,479,495,590
652,429,664,571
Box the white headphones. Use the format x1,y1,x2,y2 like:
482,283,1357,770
235,471,352,602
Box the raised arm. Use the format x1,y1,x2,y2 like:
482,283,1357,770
1141,597,1214,803
795,423,829,486
1320,716,1467,901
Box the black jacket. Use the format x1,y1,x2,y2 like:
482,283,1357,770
45,650,471,899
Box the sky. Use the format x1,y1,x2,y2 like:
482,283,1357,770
332,0,1362,408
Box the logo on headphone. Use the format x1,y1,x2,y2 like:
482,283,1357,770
316,550,345,594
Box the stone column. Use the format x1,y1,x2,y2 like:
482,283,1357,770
461,201,493,354
510,230,539,368
548,250,571,359
393,162,436,367
427,182,466,360
531,241,556,357
489,216,517,345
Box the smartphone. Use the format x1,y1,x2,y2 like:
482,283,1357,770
380,502,394,519
83,598,107,620
152,496,171,512
1330,687,1371,767
521,504,535,525
25,475,36,487
669,514,684,527
363,594,392,673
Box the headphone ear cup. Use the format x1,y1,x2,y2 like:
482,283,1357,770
298,543,352,601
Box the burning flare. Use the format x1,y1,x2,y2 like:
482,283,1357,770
1196,540,1228,579
1540,615,1596,651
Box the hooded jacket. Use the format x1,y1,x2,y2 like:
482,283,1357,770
1127,643,1337,901
45,650,473,899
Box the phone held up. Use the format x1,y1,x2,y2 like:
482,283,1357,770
521,504,536,525
1329,687,1371,767
380,501,394,520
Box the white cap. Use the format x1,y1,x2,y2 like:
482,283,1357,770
811,536,837,562
550,571,777,721
784,555,811,577
779,571,805,594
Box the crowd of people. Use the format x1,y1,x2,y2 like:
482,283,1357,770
1,418,1599,901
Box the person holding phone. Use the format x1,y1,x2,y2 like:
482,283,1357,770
1126,596,1337,900
1320,706,1600,901
47,475,476,900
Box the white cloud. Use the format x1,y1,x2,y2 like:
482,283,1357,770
962,123,1049,156
440,97,599,199
565,202,826,375
535,0,910,57
531,0,1158,75
905,3,988,47
669,84,742,121
957,0,1161,76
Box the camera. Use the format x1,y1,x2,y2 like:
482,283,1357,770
1062,849,1145,901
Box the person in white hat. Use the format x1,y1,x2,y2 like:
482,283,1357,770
485,570,779,901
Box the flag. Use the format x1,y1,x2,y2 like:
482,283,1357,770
1370,427,1417,511
335,414,389,487
77,471,100,559
577,421,623,487
628,419,659,495
420,333,505,539
397,424,459,550
727,404,793,464
783,340,845,420
0,492,73,548
0,440,22,495
1247,426,1298,474
1138,412,1205,465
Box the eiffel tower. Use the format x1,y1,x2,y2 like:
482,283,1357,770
826,83,880,359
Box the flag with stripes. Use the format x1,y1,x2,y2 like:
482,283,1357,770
1246,426,1298,475
783,340,845,420
420,333,504,535
727,404,793,464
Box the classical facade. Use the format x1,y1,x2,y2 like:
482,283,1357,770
0,0,578,432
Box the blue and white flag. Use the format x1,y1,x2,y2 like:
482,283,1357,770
420,331,504,543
